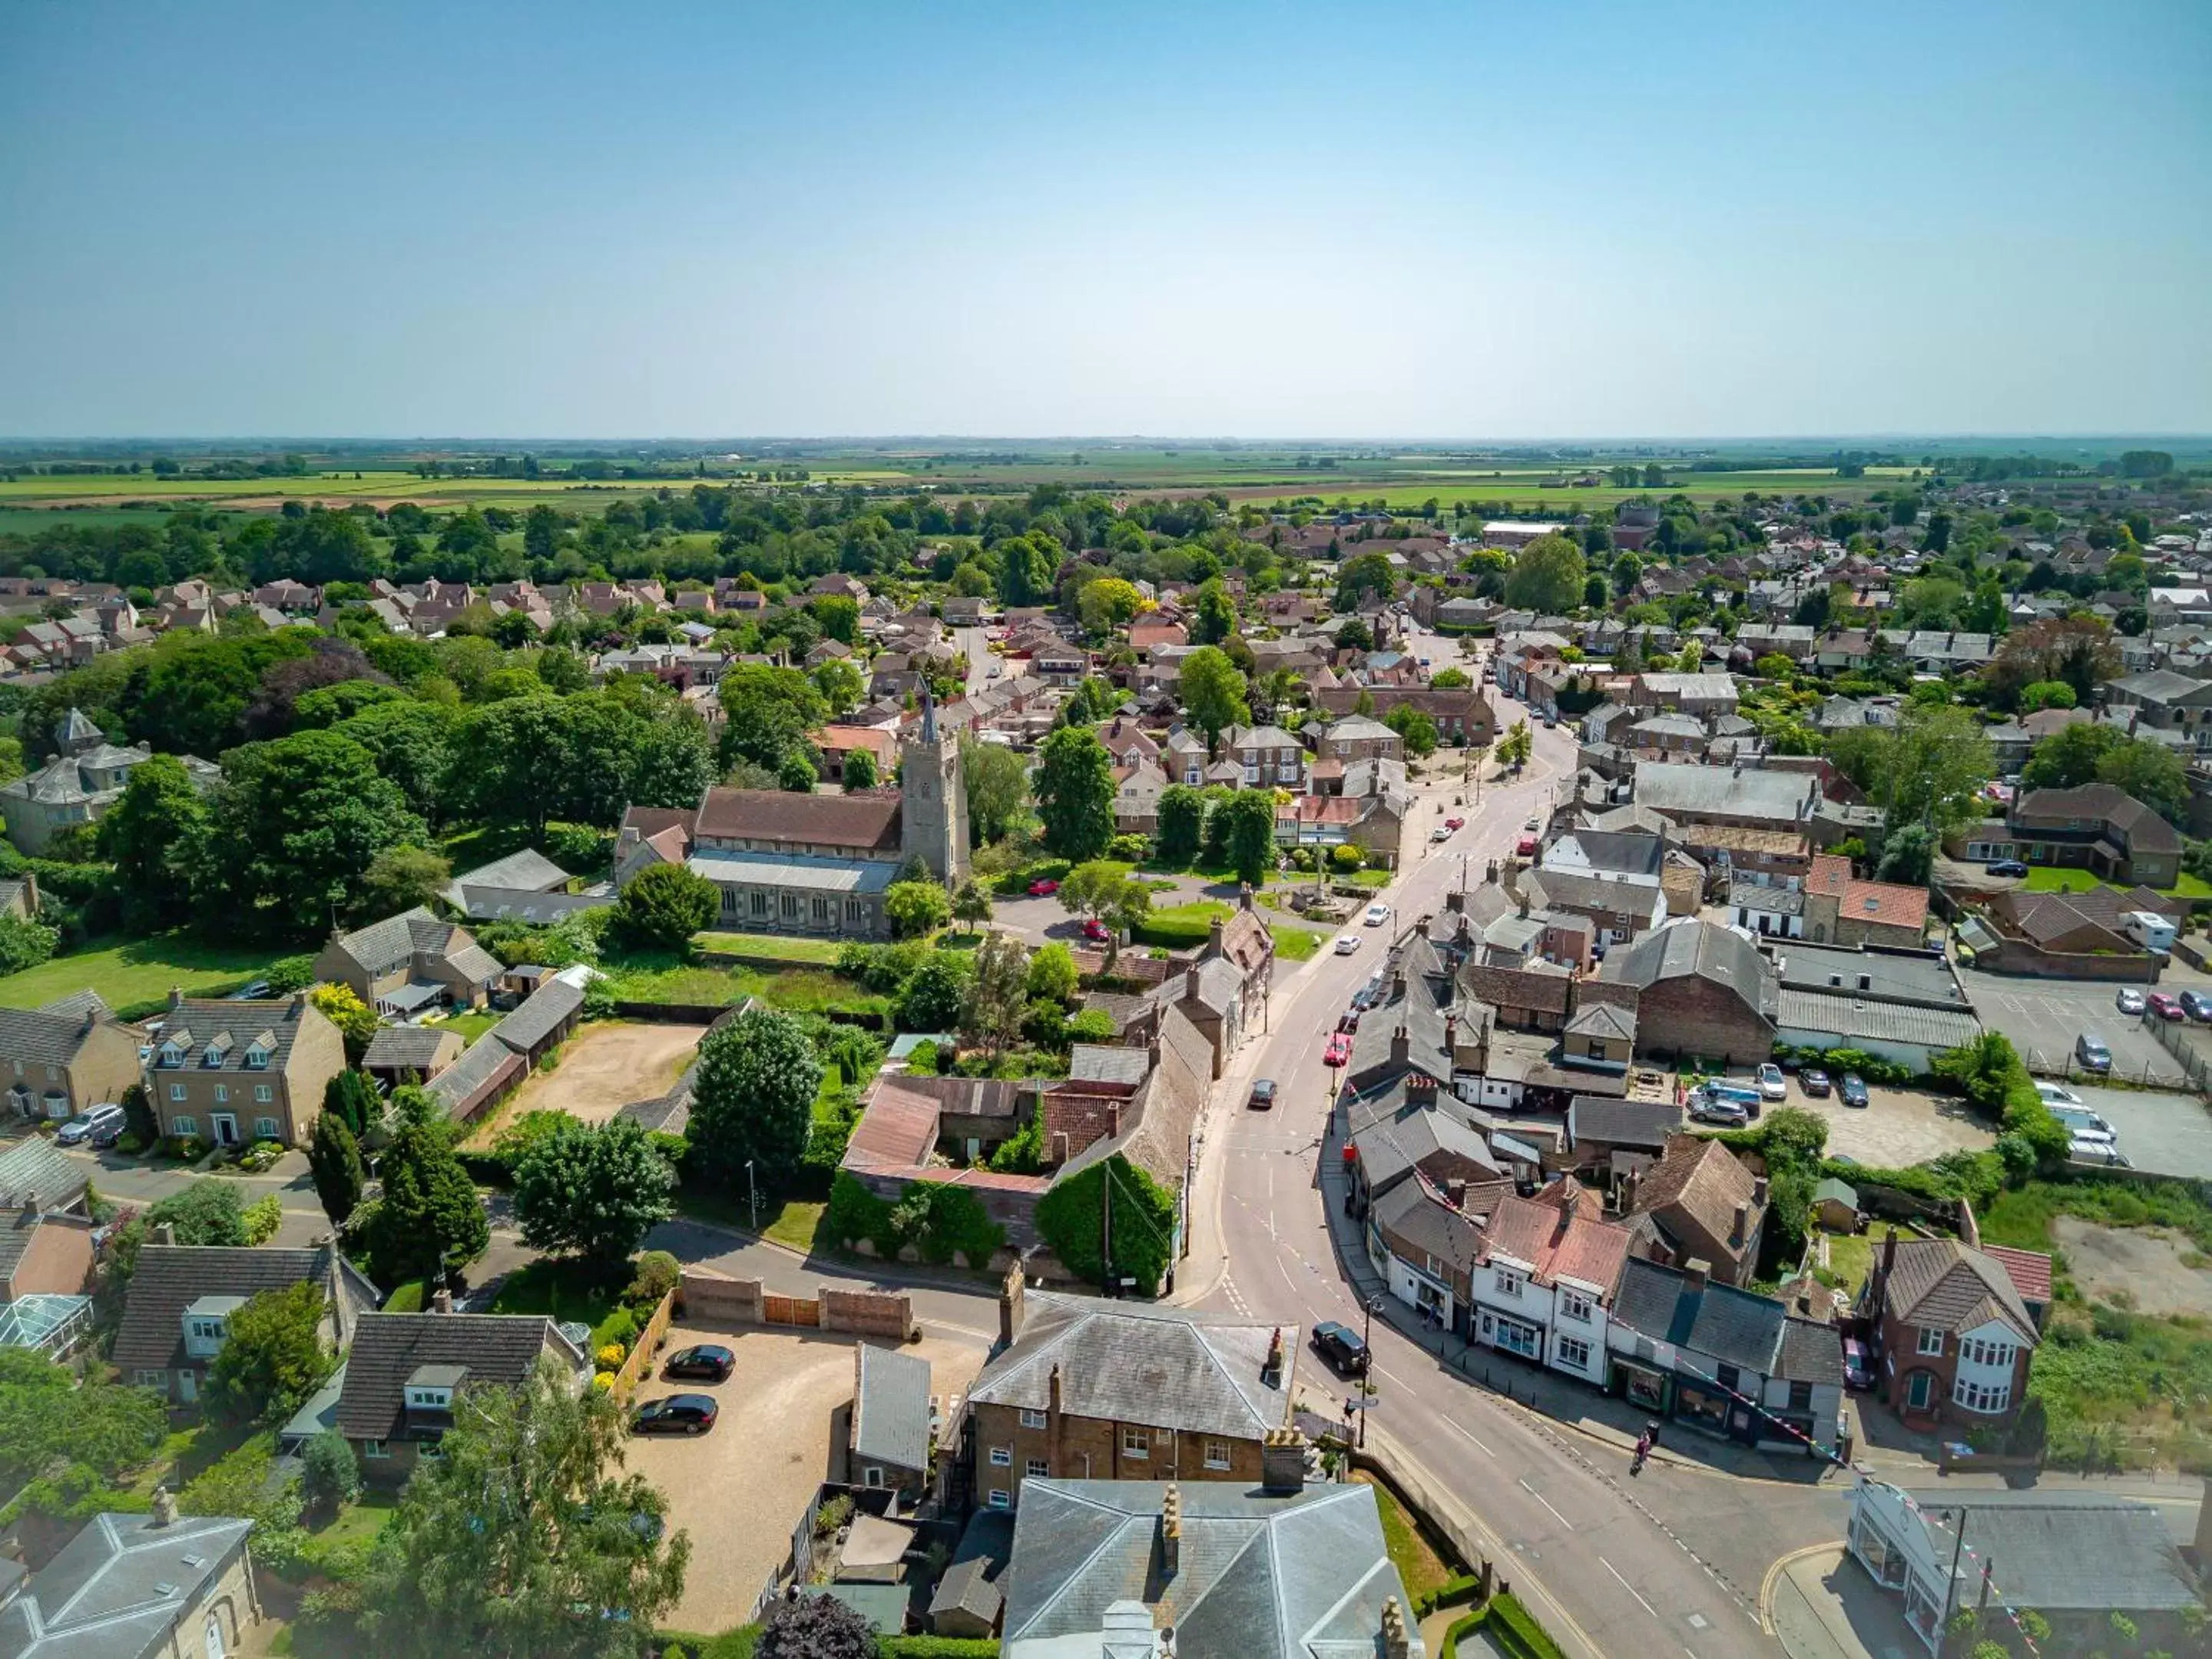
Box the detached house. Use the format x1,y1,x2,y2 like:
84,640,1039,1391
113,1241,377,1406
146,992,347,1150
1859,1232,2047,1429
311,906,507,1018
2003,783,2183,889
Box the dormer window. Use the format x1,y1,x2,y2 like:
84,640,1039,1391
406,1386,454,1409
245,1033,274,1069
157,1042,186,1068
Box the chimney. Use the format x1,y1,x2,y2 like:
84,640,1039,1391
1389,1026,1410,1068
1159,1482,1182,1577
1882,1228,1899,1280
1956,1198,1980,1249
1207,915,1225,958
1445,1177,1468,1210
289,990,306,1018
1260,1427,1306,1493
154,1222,177,1247
1239,882,1254,913
167,987,184,1013
1389,968,1406,1000
150,1485,177,1528
1414,914,1429,938
1443,1013,1457,1052
1382,1595,1411,1659
19,1190,37,1222
430,1287,455,1314
998,1265,1025,1349
1185,964,1200,1003
1618,1169,1639,1216
1733,1203,1750,1244
1683,1258,1710,1293
1753,1175,1770,1208
1261,1326,1286,1388
1048,1361,1063,1421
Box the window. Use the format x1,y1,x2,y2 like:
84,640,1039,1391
253,1085,272,1103
252,1119,280,1142
1204,1438,1231,1471
134,1369,167,1388
812,897,831,923
1788,1380,1814,1412
989,1446,1012,1467
780,892,800,919
1493,1268,1522,1297
245,1048,269,1070
987,1488,1010,1509
1019,1408,1047,1429
1716,1364,1740,1394
1121,1427,1148,1459
171,1115,197,1137
1559,1290,1592,1323
362,1440,389,1459
213,1085,228,1104
863,1465,885,1488
406,1387,452,1409
1961,1336,2013,1368
169,1084,187,1103
1555,1336,1591,1370
1916,1326,1945,1357
1952,1377,2012,1415
750,891,768,916
188,1316,227,1343
1026,1458,1049,1478
846,899,865,923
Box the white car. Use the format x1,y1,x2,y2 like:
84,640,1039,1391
1755,1062,1787,1101
987,664,1002,678
1363,903,1392,928
1334,934,1362,956
2034,1081,2084,1108
2069,1137,2131,1167
2115,987,2146,1016
1430,826,1450,842
1523,817,1540,832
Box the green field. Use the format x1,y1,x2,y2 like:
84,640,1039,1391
0,933,278,1014
2022,867,2212,899
695,931,843,964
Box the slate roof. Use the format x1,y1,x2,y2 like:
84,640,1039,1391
112,1245,373,1372
443,848,571,907
1883,1491,2200,1612
1880,1237,2039,1343
0,1511,257,1659
1568,1094,1681,1150
1632,760,1812,823
153,997,323,1075
1002,1480,1412,1659
360,1025,462,1073
426,1031,525,1119
1547,829,1665,877
1350,1104,1502,1197
1778,1316,1844,1389
1371,1173,1489,1281
333,1312,585,1442
1631,1134,1761,1269
491,975,584,1053
1563,1000,1637,1041
0,1005,107,1072
328,906,493,980
972,1295,1295,1440
1601,919,1780,1023
1612,1257,1789,1373
34,989,110,1025
0,1137,89,1212
1068,1044,1150,1088
852,1341,933,1475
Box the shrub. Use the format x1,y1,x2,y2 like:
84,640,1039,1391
300,1429,359,1517
595,1343,626,1372
1065,1008,1116,1044
242,1194,283,1245
165,1135,208,1163
1330,843,1365,871
902,1038,940,1075
823,1171,897,1254
627,1250,680,1307
1106,833,1149,863
238,1139,284,1174
1035,1154,1176,1293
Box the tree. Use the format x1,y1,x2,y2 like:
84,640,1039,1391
356,1355,690,1659
1984,614,2118,709
147,1181,249,1246
1503,534,1587,614
1334,617,1374,652
1026,940,1079,1003
310,982,380,1064
1753,653,1796,683
1214,789,1279,885
1431,666,1470,689
840,747,878,792
885,879,951,939
1179,646,1249,752
1155,783,1207,866
809,593,860,644
1850,704,1995,835
334,699,459,825
715,664,829,773
119,1080,157,1146
300,1429,361,1518
960,929,1030,1062
1077,576,1144,637
687,1007,822,1191
307,1108,367,1227
512,1117,677,1268
94,753,208,929
321,1068,382,1137
614,863,720,950
1192,578,1237,646
1334,551,1395,611
1035,725,1116,863
0,912,56,978
0,1349,166,1495
810,657,864,717
1383,703,1437,757
778,750,818,792
756,1592,877,1659
2018,680,2076,712
1058,860,1153,974
951,879,994,930
206,1280,334,1425
2020,721,2121,791
898,951,971,1028
1496,720,1533,769
2096,737,2190,824
961,736,1029,845
356,845,452,921
373,1121,490,1288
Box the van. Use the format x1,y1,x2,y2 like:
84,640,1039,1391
2074,1032,2113,1075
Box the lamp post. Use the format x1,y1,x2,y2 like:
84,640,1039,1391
1358,1294,1382,1448
746,1159,758,1233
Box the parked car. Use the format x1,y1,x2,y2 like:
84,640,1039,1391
1799,1068,1832,1098
2051,1107,2116,1144
2115,987,2147,1016
1523,816,1540,832
2035,1081,2082,1108
1248,1078,1278,1111
1311,1320,1370,1376
1431,826,1451,843
2068,1138,2131,1167
1445,816,1465,830
1839,1074,1870,1108
1334,934,1361,956
1987,859,2029,879
1690,1097,1749,1127
662,1344,734,1382
1336,1011,1360,1033
2075,1032,2112,1074
1081,918,1111,944
1515,835,1538,856
1028,878,1060,896
2147,992,2185,1021
2181,990,2212,1023
55,1102,125,1147
1840,1336,1873,1391
1755,1063,1787,1101
632,1395,718,1435
1363,903,1392,928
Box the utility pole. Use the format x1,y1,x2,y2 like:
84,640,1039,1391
1101,1163,1114,1298
1358,1295,1381,1448
746,1160,758,1233
1945,1507,1968,1628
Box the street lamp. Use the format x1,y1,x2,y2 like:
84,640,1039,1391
746,1159,758,1233
1358,1294,1382,1448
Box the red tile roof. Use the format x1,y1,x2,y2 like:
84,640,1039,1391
1980,1243,2053,1305
694,786,902,852
1843,878,1929,931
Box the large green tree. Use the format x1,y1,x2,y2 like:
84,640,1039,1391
307,1108,367,1228
1192,578,1237,646
961,735,1029,845
1503,534,1588,614
0,1349,166,1495
1035,725,1116,863
373,1121,491,1289
1213,788,1279,885
612,863,720,950
1179,646,1250,753
687,1006,823,1192
206,1280,334,1426
2094,735,2190,824
94,753,208,930
1155,783,1208,866
355,845,452,922
959,929,1030,1062
332,699,459,824
714,664,827,775
356,1356,690,1659
512,1117,677,1268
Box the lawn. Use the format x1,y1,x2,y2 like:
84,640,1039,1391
594,957,887,1020
0,932,279,1015
430,1009,500,1045
696,931,843,965
1816,1222,1909,1296
1268,922,1323,962
2021,866,2212,900
488,1257,631,1349
1352,1471,1455,1604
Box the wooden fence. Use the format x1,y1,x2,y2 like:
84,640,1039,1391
609,1289,676,1402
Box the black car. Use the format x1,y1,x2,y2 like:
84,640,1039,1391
663,1343,734,1382
1839,1073,1869,1108
1987,859,2029,879
2181,991,2212,1024
1799,1068,1832,1098
1248,1078,1278,1111
633,1394,718,1435
1311,1320,1370,1376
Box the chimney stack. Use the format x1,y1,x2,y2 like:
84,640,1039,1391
167,987,184,1013
1955,1198,1980,1249
1389,968,1406,1000
1261,1326,1284,1388
1159,1484,1182,1578
1207,915,1225,958
1260,1427,1306,1494
1753,1175,1770,1208
1734,1202,1750,1244
1382,1596,1411,1659
1389,1026,1410,1068
430,1287,455,1314
150,1485,177,1528
154,1223,177,1247
19,1190,37,1222
1882,1228,1899,1280
1414,915,1429,938
1185,964,1201,1004
998,1265,1025,1350
1684,1257,1710,1293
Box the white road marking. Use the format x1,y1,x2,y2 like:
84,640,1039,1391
1518,1476,1573,1529
1602,1556,1660,1617
1443,1416,1494,1456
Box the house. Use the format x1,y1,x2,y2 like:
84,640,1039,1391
2099,668,2212,755
1000,1475,1426,1659
958,1289,1297,1512
1846,1484,2201,1657
311,907,506,1018
1311,714,1402,764
1596,920,1779,1064
1565,1094,1682,1187
1631,760,1816,831
1956,884,2176,979
1607,1257,1843,1455
1222,724,1305,790
1346,1083,1508,1222
1520,866,1667,948
1111,757,1168,835
0,1137,90,1224
1770,942,1981,1069
814,724,900,786
0,995,146,1124
0,710,217,853
2005,783,2183,888
0,1498,261,1659
360,1024,464,1088
848,1341,934,1502
1465,1181,1634,1387
1620,1134,1767,1287
145,992,347,1150
1799,853,1930,948
1859,1232,2046,1429
113,1241,377,1406
1364,1168,1490,1333
333,1304,590,1483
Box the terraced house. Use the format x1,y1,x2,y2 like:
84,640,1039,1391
145,991,346,1149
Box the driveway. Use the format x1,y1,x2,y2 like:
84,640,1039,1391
624,1323,985,1632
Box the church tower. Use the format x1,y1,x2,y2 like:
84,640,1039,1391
899,687,970,884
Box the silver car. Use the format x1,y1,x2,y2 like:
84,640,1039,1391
2115,988,2147,1016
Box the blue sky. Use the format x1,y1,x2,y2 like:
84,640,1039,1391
2,0,2207,439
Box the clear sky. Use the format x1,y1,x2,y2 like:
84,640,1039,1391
2,0,2207,439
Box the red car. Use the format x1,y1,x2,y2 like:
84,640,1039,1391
1323,1034,1352,1068
1445,816,1465,831
1081,918,1110,943
2148,991,2186,1021
1028,878,1060,896
1515,834,1538,856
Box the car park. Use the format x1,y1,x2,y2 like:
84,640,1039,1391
633,1395,719,1435
1311,1321,1370,1376
1248,1078,1277,1110
1028,878,1059,896
2147,992,2185,1021
1799,1068,1832,1098
2115,987,2147,1016
2181,990,2212,1023
55,1103,126,1147
1363,903,1391,928
1839,1074,1869,1108
1755,1063,1787,1101
663,1344,735,1382
2051,1107,2116,1144
1988,859,2029,878
2035,1081,2082,1108
1334,934,1361,956
2075,1032,2113,1074
2069,1138,2131,1167
1690,1096,1750,1127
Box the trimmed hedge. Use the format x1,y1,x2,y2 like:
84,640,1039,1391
1488,1592,1567,1659
1415,1572,1485,1616
879,1639,1002,1658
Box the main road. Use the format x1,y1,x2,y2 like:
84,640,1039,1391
1176,641,1846,1659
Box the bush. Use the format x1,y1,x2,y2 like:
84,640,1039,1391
902,1038,940,1075
879,1640,1003,1659
300,1429,360,1517
1035,1154,1176,1293
1330,843,1365,871
242,1194,283,1245
238,1139,284,1174
1106,833,1149,863
165,1135,208,1164
823,1172,897,1255
627,1250,680,1307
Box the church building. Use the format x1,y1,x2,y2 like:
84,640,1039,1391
614,695,969,941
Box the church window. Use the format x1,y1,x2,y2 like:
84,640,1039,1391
750,891,769,916
812,897,831,922
780,892,800,918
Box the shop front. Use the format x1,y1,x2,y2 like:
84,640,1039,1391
1611,1355,1672,1416
1475,1306,1544,1363
1671,1376,1760,1445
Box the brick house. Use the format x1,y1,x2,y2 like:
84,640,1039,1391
1222,724,1306,790
0,995,145,1124
1800,853,1930,949
2005,783,2183,889
112,1241,377,1406
1594,920,1778,1064
146,992,347,1150
1311,714,1402,765
958,1287,1297,1512
310,907,507,1018
1620,1134,1767,1288
0,1137,99,1305
1859,1233,2046,1429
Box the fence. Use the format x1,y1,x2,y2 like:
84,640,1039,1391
608,1289,675,1403
2141,1010,2212,1092
677,1269,916,1340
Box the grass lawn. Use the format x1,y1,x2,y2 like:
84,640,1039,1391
1817,1223,1909,1296
0,932,278,1014
2021,866,2212,900
1268,922,1323,962
430,1010,499,1045
764,1199,826,1253
696,931,843,964
488,1257,631,1349
675,1189,829,1256
1353,1470,1455,1604
595,958,888,1021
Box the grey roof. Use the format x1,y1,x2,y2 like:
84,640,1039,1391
1002,1479,1413,1659
1177,955,1243,1017
333,1312,585,1442
1601,920,1779,1022
1546,830,1664,877
929,1511,1014,1631
1563,1000,1636,1041
972,1294,1294,1440
0,1006,105,1072
0,1511,256,1659
0,1137,90,1213
492,976,585,1054
1778,1316,1843,1388
1568,1095,1682,1150
1068,1044,1150,1088
1632,760,1813,823
1729,879,1805,916
686,846,899,895
1888,1492,2200,1612
33,989,109,1025
1770,942,1964,1005
1611,1257,1790,1376
444,848,573,908
618,1057,699,1135
1369,1175,1488,1277
329,906,487,980
360,1025,462,1072
112,1244,373,1372
1525,866,1664,919
426,1031,525,1116
852,1341,933,1474
153,997,320,1075
1776,990,1981,1051
1349,1103,1502,1197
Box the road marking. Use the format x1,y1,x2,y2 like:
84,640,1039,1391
1443,1416,1494,1456
1601,1557,1659,1618
1518,1476,1572,1528
1756,1541,1842,1634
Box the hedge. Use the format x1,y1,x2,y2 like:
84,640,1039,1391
879,1639,1002,1658
1415,1573,1485,1616
1034,1154,1177,1293
821,1171,1005,1265
1488,1592,1566,1659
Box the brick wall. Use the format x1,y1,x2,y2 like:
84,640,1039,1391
677,1271,914,1340
1633,977,1774,1065
678,1270,764,1326
969,1399,1268,1508
822,1288,916,1340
